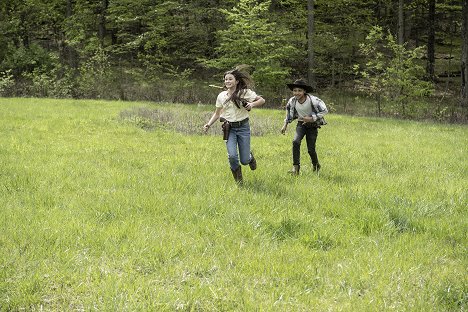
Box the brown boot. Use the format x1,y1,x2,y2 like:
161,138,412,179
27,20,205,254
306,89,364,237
288,164,300,175
231,166,243,184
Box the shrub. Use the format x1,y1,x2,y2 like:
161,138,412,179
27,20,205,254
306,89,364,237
0,70,14,96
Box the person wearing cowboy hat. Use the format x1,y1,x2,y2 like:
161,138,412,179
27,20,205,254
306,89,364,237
280,79,328,175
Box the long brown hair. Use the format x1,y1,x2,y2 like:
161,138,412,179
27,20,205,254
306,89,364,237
224,65,254,108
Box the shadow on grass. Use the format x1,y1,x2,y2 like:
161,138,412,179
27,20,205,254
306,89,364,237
261,218,336,251
239,176,289,199
317,172,351,185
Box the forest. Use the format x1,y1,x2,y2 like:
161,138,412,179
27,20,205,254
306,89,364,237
1,0,467,122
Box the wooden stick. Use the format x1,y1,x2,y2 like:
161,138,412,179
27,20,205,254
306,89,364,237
209,84,224,89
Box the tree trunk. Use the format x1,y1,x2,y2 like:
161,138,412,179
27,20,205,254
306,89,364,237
66,0,72,19
426,0,436,81
377,92,382,117
307,0,316,89
65,0,78,69
98,0,108,47
331,56,335,88
398,0,404,44
462,0,468,107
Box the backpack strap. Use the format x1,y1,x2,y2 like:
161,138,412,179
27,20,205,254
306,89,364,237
307,94,319,114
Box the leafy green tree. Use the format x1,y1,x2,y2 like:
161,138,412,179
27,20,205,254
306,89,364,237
313,0,376,86
267,0,308,80
63,0,103,59
203,0,298,91
0,0,63,72
354,26,434,117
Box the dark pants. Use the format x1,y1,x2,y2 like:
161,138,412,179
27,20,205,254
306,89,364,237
292,122,319,166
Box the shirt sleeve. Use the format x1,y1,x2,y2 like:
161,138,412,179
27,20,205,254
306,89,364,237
284,98,294,123
312,97,328,119
216,92,225,108
241,89,258,102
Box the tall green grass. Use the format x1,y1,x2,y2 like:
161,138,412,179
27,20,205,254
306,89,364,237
0,98,466,311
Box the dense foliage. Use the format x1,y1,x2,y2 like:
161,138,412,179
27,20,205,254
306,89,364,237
0,0,466,120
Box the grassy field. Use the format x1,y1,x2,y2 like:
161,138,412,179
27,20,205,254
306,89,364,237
0,98,466,311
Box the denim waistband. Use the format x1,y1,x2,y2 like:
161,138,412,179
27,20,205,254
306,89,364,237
229,118,249,128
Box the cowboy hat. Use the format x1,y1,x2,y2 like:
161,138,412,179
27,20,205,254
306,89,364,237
287,79,314,93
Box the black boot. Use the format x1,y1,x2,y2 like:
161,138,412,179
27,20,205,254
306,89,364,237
313,163,321,173
231,166,243,184
249,152,257,170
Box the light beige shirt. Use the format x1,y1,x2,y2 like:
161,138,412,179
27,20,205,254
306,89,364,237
216,89,258,122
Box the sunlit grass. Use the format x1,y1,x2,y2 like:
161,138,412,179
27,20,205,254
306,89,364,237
0,98,466,310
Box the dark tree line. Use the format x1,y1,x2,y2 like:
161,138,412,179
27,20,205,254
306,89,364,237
0,0,466,116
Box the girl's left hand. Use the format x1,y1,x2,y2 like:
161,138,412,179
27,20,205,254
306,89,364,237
244,102,253,111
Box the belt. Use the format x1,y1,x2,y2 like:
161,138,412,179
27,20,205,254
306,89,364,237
298,120,319,128
229,118,249,128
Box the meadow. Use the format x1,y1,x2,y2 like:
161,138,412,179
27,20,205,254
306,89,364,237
0,98,466,311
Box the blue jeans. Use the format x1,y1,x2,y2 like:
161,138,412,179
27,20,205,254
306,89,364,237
226,121,251,170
